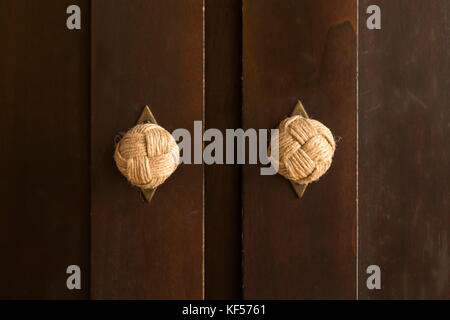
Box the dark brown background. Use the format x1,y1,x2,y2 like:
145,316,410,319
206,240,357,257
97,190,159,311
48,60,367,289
0,0,448,299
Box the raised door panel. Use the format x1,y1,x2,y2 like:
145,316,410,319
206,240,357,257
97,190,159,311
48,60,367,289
91,0,204,299
242,0,357,299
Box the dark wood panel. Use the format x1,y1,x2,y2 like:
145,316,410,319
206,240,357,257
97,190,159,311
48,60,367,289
205,0,242,299
91,0,204,299
242,0,357,299
359,0,450,299
0,0,90,299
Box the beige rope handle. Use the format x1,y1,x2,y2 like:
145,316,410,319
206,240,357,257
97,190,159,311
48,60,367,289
114,106,179,203
270,100,336,198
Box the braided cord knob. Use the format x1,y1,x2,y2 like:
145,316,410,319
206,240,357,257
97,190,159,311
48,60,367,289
114,123,179,189
272,115,335,184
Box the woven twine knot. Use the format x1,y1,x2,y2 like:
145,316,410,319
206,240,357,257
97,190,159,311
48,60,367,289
271,115,335,184
114,123,179,189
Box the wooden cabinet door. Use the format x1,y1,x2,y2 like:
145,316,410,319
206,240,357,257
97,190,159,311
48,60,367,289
242,0,357,299
91,0,204,299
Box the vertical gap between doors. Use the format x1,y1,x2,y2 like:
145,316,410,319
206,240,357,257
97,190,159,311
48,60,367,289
204,0,243,299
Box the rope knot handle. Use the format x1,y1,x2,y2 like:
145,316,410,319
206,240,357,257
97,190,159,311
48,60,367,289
114,106,179,203
269,100,336,198
275,115,335,184
114,123,179,190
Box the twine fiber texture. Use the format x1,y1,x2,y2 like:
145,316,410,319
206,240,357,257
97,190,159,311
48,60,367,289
114,123,179,189
271,115,335,184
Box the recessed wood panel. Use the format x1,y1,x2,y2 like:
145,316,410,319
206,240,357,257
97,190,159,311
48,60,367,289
0,0,90,299
205,0,243,299
358,0,450,299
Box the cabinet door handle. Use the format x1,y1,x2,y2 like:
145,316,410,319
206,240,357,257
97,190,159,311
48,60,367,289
269,100,336,198
114,105,179,203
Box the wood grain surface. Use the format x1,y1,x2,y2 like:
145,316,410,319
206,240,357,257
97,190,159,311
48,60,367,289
91,0,204,299
205,0,242,299
0,0,90,299
242,0,357,299
358,0,450,299
1,0,448,300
